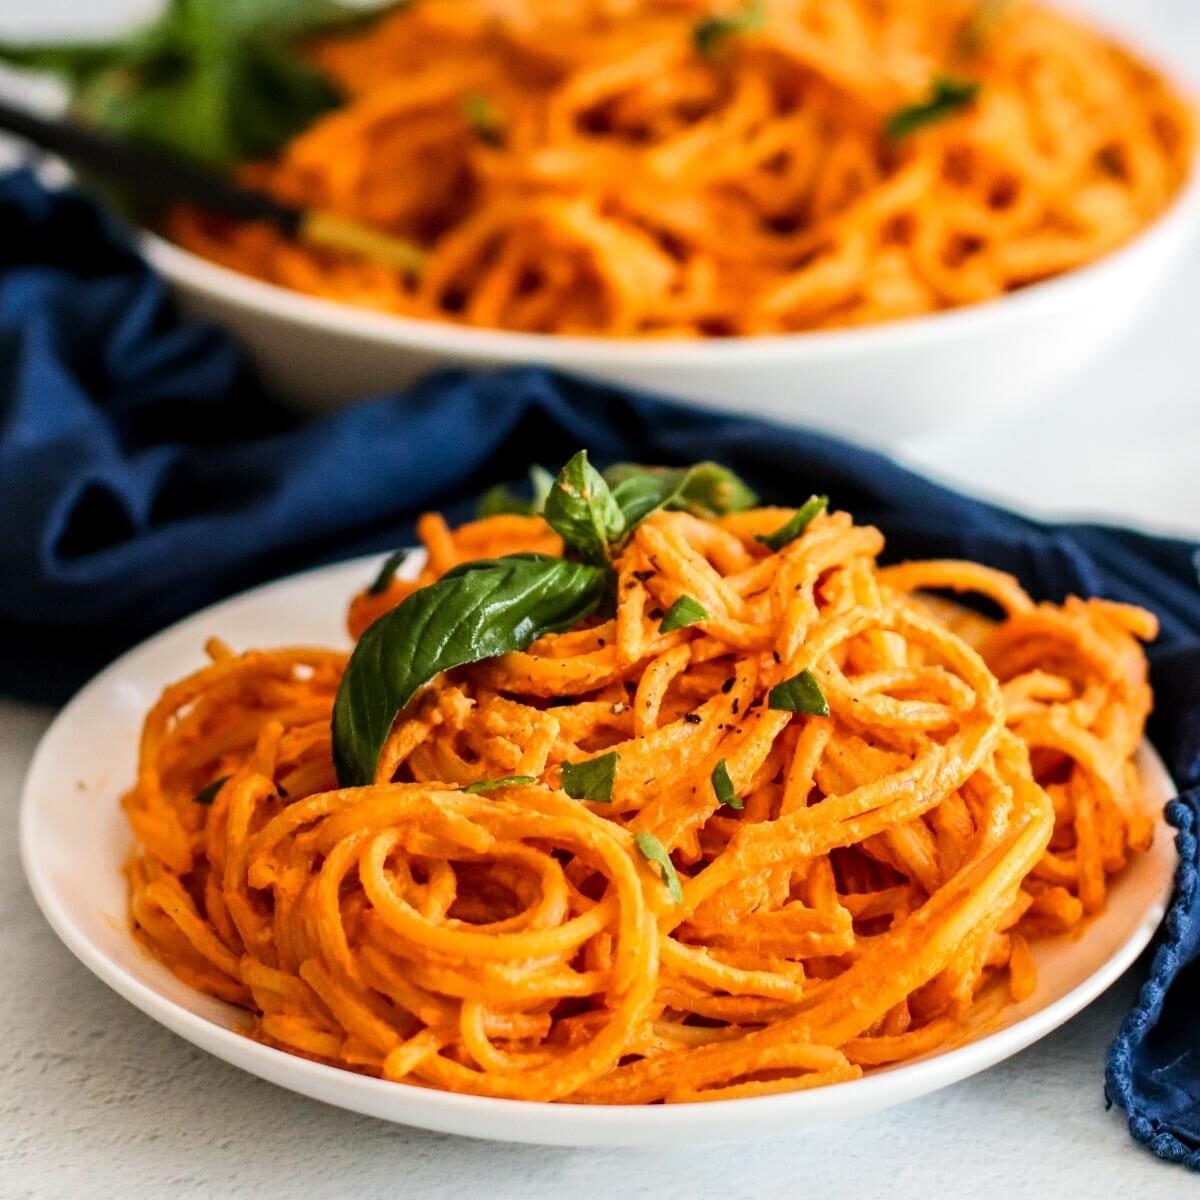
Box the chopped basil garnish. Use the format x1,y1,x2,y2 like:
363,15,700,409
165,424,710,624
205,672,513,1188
561,751,619,804
634,832,684,902
368,549,410,596
711,759,743,809
659,595,709,633
464,775,536,794
885,76,980,141
757,495,828,551
333,555,607,787
768,669,830,716
193,775,230,806
693,0,765,58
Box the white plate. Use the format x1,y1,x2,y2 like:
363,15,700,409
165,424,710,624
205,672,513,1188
19,554,1178,1146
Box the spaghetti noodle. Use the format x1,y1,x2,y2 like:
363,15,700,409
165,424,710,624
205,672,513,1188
123,489,1156,1103
168,0,1194,336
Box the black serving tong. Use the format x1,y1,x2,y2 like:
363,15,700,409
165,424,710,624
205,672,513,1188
0,95,425,272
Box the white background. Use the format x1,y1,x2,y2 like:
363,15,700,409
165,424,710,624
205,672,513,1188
0,1,1198,1197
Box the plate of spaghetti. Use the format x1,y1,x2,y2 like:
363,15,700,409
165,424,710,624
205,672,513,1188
20,453,1177,1145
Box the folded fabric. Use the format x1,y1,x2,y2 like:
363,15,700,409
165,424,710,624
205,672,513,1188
2,168,1198,1166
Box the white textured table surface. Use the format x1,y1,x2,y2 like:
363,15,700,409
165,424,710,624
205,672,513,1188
3,1,1200,1197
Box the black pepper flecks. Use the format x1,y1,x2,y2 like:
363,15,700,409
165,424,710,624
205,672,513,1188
684,712,702,725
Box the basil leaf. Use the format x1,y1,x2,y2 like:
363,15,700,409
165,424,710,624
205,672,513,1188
634,832,684,902
609,473,673,530
561,751,618,804
659,595,709,633
603,461,758,525
756,495,828,551
194,775,230,806
476,465,555,518
333,554,606,786
367,549,410,596
711,759,743,809
885,76,980,142
693,0,765,57
768,670,830,716
464,775,535,794
0,0,397,169
543,451,626,565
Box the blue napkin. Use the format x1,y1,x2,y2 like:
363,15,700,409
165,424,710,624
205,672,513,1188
3,167,1199,1165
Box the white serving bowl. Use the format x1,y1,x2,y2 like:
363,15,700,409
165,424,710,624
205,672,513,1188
142,167,1200,446
137,0,1200,448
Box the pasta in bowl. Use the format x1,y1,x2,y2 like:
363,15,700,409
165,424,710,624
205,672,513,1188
116,454,1163,1106
138,0,1199,433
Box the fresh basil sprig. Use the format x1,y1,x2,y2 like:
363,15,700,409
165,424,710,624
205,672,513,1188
603,461,758,523
479,454,757,561
885,76,980,142
0,1,396,168
543,451,627,566
332,554,606,786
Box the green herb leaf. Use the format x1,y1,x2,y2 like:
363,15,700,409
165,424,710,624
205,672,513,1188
462,92,504,146
659,595,709,633
603,461,758,526
634,831,684,902
194,775,231,806
561,751,619,804
885,76,980,142
476,465,555,518
367,549,410,596
464,775,536,794
693,0,766,58
767,669,830,716
543,451,626,565
756,494,828,551
710,759,743,809
333,554,607,786
0,1,401,168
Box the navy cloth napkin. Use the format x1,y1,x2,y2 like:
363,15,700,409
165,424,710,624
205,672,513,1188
3,167,1199,1164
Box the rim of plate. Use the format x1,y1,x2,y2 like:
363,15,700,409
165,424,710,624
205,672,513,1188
18,554,1179,1145
140,157,1200,367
